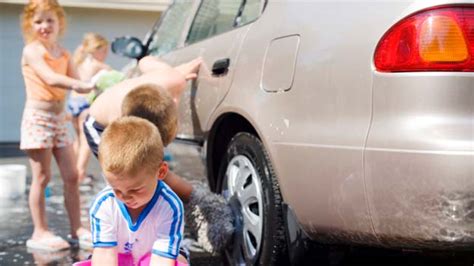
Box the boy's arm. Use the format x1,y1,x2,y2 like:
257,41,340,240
92,247,118,266
138,56,201,105
168,57,202,105
139,55,200,80
174,57,202,81
138,56,173,74
163,171,193,203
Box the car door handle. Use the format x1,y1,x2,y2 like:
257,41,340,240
212,58,230,75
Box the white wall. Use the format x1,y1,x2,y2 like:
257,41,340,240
0,3,159,142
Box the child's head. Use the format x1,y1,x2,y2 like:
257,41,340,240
122,84,178,147
73,33,109,65
99,116,168,209
21,0,66,44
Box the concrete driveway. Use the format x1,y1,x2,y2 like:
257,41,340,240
0,143,222,265
0,143,472,265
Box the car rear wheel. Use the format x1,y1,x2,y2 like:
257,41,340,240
218,132,288,265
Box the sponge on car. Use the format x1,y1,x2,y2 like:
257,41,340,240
184,181,235,254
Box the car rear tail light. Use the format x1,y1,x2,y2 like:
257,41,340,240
374,6,474,72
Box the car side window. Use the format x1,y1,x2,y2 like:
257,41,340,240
237,0,262,26
148,1,194,56
186,0,243,45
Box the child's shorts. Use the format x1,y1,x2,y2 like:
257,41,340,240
20,108,73,150
67,96,90,117
83,115,104,158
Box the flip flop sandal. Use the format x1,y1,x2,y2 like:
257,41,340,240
26,236,70,252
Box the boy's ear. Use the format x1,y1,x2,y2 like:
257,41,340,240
157,162,169,180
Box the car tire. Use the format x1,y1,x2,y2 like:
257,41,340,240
218,132,288,265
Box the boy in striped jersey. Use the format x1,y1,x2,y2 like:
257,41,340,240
89,116,187,265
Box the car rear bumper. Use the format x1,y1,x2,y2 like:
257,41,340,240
365,72,474,249
274,142,473,250
365,148,474,249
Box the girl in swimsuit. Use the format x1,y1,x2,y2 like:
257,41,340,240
70,33,110,183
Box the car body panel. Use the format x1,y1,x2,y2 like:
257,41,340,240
206,0,474,247
210,0,405,244
172,24,253,141
117,0,474,250
366,73,474,247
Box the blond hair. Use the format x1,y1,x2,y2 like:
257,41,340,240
99,116,164,177
21,0,66,44
121,84,178,147
73,33,109,66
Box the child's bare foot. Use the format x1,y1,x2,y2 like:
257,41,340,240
27,231,70,251
175,57,202,81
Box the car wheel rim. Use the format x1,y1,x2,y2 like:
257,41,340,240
222,155,263,265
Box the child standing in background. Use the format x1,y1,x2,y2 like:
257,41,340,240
70,33,111,183
20,0,93,251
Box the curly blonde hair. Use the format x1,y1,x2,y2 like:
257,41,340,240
73,33,109,66
21,0,66,44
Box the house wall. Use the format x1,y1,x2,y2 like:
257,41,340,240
0,3,159,142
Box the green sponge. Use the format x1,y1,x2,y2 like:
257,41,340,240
88,70,125,103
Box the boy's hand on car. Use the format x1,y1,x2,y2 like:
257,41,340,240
176,57,203,81
184,73,198,80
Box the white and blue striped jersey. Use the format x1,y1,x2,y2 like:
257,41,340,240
89,180,184,262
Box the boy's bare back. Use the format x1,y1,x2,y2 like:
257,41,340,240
89,57,201,127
